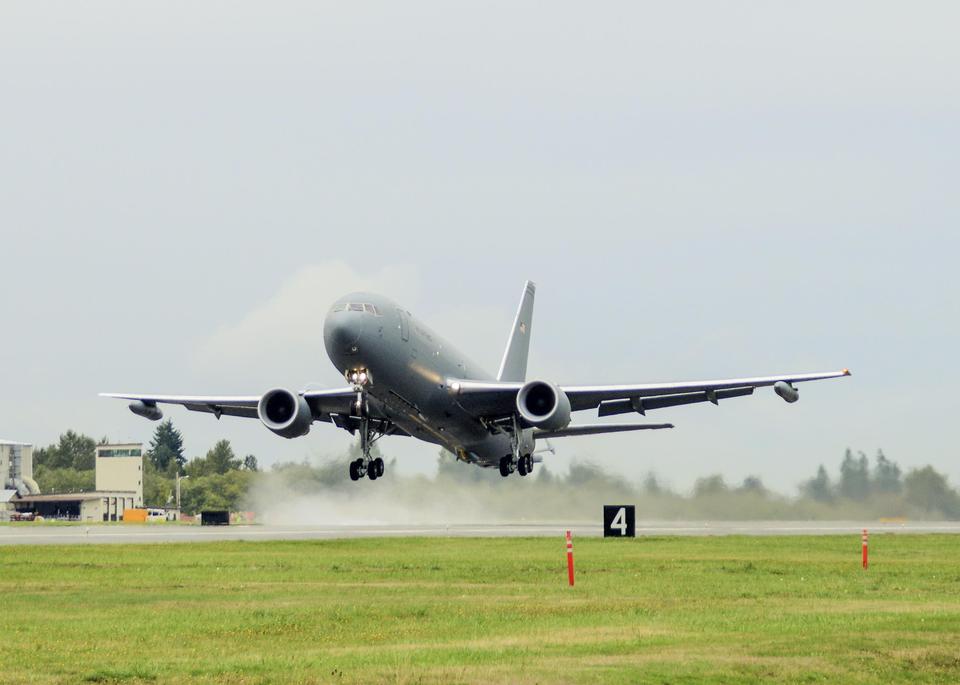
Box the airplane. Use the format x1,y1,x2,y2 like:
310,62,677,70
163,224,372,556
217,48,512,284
103,281,850,481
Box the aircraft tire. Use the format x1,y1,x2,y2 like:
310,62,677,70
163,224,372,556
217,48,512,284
499,457,511,477
373,457,385,478
349,461,360,481
517,459,528,477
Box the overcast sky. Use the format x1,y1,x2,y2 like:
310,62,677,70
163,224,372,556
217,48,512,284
1,2,957,492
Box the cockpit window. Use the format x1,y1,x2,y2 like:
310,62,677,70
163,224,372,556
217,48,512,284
335,302,383,316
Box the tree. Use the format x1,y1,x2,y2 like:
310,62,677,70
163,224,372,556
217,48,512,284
178,470,255,515
839,449,871,500
142,458,175,507
32,465,94,493
148,420,185,472
873,449,902,494
242,455,259,472
904,466,960,518
802,465,833,502
739,476,765,494
203,439,241,475
642,472,664,495
34,431,97,470
693,474,727,497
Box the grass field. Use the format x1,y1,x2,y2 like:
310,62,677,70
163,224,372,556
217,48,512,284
2,535,960,684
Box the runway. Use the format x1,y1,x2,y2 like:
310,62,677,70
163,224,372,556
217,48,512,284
2,520,959,545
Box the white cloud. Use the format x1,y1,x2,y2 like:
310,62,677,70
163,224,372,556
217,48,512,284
195,261,422,387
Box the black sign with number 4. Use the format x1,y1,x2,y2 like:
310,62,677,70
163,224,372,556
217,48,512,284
603,505,636,537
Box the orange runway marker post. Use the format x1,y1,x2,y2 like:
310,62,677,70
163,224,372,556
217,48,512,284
566,530,575,586
862,528,869,569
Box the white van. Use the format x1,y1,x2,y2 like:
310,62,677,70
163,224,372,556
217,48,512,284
146,508,167,522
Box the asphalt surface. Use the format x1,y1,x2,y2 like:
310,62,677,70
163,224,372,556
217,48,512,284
1,520,959,545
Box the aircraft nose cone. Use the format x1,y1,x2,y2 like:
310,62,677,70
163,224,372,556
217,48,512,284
323,311,365,360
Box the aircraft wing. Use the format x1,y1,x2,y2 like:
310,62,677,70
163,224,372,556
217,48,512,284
99,392,263,419
101,387,361,422
448,369,851,420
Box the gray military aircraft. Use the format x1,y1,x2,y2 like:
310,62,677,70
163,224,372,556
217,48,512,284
103,282,850,481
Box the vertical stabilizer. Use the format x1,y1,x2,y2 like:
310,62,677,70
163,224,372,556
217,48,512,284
497,281,536,382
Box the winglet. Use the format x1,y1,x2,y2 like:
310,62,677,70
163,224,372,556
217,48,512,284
497,281,536,382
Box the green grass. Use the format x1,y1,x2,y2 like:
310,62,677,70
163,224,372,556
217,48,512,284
2,535,960,684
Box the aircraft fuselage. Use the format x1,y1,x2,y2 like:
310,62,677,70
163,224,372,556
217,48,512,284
323,292,534,466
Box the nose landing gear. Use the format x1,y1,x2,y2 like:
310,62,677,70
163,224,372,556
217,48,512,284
347,405,388,482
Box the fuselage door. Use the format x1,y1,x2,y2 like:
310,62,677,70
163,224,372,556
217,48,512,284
398,309,410,342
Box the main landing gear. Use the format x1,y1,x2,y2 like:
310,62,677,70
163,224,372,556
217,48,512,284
499,414,533,477
499,454,534,477
349,456,384,481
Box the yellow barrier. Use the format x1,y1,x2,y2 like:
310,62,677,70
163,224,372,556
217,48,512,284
123,508,147,523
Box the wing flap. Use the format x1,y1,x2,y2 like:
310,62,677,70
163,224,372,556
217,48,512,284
535,423,673,439
182,403,260,419
597,386,754,417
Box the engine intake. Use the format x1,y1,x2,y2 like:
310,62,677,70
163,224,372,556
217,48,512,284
517,380,571,431
258,388,313,438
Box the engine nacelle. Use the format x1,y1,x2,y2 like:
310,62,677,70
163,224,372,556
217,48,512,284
129,400,163,421
517,380,571,431
258,388,313,438
774,381,799,403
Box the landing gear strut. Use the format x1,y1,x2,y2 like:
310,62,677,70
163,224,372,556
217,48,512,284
347,411,387,482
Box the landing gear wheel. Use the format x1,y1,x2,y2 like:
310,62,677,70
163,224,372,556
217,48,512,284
349,459,361,481
523,454,534,475
499,456,512,478
368,462,379,481
374,458,385,478
517,457,528,477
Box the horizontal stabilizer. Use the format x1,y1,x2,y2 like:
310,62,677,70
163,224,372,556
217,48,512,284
534,422,673,439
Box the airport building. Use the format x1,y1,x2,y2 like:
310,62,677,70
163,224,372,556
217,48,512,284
8,442,144,522
1,440,41,520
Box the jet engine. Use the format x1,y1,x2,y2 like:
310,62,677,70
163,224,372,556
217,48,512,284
258,388,313,438
774,381,799,403
516,380,571,431
129,400,163,421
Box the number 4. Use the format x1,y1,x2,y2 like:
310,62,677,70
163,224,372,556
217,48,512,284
611,507,628,536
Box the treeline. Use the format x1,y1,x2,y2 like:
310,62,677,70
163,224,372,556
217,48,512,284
32,420,960,520
256,446,960,522
798,449,960,518
33,421,259,515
